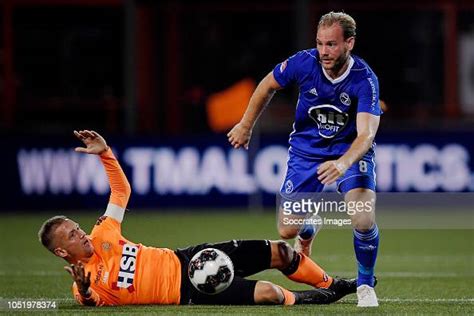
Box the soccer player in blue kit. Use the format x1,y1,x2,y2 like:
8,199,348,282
228,12,380,307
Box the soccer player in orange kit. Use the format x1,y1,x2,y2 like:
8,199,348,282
38,130,358,306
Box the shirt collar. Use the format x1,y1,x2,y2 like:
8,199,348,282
321,56,354,84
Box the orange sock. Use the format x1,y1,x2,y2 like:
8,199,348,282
276,285,296,305
287,253,333,288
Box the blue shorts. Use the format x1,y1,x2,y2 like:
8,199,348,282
280,151,376,199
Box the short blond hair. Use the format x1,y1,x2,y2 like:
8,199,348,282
38,215,68,253
318,11,356,40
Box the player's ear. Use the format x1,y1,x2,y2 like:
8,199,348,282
54,247,68,258
346,36,355,51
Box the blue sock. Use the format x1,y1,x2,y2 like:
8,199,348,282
354,224,379,287
298,223,315,240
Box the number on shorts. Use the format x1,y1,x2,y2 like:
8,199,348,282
359,160,368,173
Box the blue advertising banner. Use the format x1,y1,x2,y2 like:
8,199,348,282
2,131,473,210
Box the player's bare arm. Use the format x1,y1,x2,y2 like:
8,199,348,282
317,113,380,185
227,72,282,149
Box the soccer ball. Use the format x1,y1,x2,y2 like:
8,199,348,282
188,248,234,295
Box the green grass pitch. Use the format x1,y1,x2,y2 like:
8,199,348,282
0,211,473,315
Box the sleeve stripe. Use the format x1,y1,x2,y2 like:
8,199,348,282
104,203,126,223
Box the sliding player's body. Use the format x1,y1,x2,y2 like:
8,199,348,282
38,130,356,306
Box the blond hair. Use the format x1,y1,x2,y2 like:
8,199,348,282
318,11,356,39
38,215,68,253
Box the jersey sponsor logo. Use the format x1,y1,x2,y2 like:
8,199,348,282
280,59,288,73
339,92,351,106
308,104,349,139
112,241,139,292
94,264,104,285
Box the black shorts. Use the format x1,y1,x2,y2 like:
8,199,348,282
175,239,272,305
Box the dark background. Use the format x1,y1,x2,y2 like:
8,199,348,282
1,0,473,136
1,0,473,210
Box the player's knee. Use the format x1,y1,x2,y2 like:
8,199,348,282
272,240,295,270
352,215,375,232
277,225,299,239
254,281,284,304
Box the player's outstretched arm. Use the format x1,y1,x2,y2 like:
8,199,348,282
227,72,282,149
74,130,131,222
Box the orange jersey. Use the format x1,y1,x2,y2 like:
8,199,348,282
72,216,182,305
71,148,182,305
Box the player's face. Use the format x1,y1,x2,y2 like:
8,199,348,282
316,24,354,75
53,219,94,260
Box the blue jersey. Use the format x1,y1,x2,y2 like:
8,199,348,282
273,49,381,159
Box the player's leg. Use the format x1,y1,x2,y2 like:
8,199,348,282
278,153,324,256
345,188,379,307
191,239,334,289
176,240,355,304
253,281,339,305
190,277,338,305
337,155,379,307
278,208,323,256
192,279,290,305
189,277,258,305
292,213,323,256
208,239,332,288
270,240,357,301
175,241,270,305
270,240,333,288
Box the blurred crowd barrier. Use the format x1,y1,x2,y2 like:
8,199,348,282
2,130,473,211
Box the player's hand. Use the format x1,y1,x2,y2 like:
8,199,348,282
317,160,348,185
64,261,91,297
227,122,252,150
74,130,109,155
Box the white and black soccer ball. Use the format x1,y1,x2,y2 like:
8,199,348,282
188,248,234,295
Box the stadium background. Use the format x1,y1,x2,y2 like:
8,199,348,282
0,0,473,314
